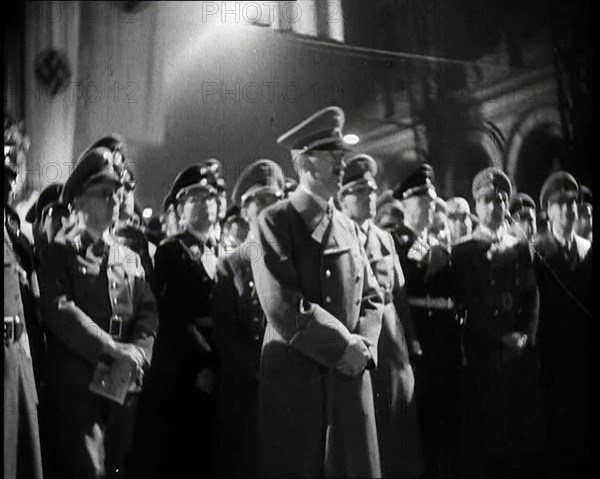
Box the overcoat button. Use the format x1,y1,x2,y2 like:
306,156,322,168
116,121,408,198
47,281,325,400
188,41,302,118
325,296,331,304
249,281,254,288
325,270,331,278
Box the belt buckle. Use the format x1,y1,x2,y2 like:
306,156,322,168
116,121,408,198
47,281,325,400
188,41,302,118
4,317,14,345
109,315,123,340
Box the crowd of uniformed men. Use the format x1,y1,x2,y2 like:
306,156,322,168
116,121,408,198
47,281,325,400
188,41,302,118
4,106,592,479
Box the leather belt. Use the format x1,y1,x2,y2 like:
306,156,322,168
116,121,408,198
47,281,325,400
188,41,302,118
408,296,454,310
4,316,24,345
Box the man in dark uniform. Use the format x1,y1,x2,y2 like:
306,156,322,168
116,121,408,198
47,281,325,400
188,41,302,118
149,164,220,478
37,147,159,479
87,135,154,280
389,163,461,478
452,167,544,477
534,172,592,477
252,106,384,477
4,155,44,479
338,154,424,478
213,158,285,477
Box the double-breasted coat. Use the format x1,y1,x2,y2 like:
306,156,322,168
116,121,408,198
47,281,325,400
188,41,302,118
37,230,158,479
251,188,384,478
534,231,592,475
361,220,425,478
213,238,266,477
4,221,44,479
451,226,545,476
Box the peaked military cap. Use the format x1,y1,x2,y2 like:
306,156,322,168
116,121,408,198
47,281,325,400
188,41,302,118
61,147,121,204
393,163,436,200
232,159,285,207
88,134,126,170
539,171,579,209
277,106,350,155
170,164,219,203
26,183,63,223
509,193,536,216
339,153,378,196
472,166,512,200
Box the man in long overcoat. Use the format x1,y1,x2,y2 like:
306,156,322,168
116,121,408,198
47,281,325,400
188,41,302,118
338,154,424,478
251,107,384,477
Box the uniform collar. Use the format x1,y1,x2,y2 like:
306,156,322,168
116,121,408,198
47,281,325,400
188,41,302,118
290,187,330,242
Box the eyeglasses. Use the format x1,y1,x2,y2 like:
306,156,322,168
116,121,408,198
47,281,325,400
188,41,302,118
123,181,136,192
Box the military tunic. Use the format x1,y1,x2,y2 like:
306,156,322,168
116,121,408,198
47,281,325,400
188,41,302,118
452,227,545,476
534,232,592,475
361,220,425,478
146,230,219,478
4,222,44,479
213,237,266,477
251,189,384,478
112,223,154,284
391,222,462,477
37,231,158,479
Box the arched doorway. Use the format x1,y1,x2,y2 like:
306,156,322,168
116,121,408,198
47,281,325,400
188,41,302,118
513,123,568,202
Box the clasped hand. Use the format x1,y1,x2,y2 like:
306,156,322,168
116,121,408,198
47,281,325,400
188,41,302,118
335,334,373,377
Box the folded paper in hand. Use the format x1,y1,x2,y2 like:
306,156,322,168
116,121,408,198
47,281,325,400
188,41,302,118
89,355,135,405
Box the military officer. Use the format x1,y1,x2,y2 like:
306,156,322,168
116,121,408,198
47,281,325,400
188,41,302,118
452,167,544,477
36,147,158,479
148,164,220,478
87,135,154,280
509,192,538,244
534,172,592,476
213,158,285,477
390,163,461,477
252,106,384,477
338,154,424,478
4,156,44,479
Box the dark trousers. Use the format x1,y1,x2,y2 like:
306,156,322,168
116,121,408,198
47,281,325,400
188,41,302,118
48,384,138,479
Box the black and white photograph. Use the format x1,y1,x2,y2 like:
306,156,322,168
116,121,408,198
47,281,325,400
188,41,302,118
4,1,592,478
